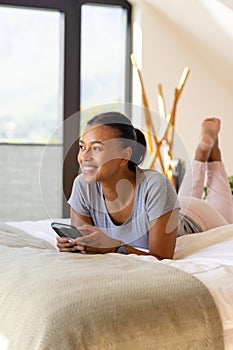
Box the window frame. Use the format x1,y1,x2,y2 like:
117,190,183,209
0,0,132,217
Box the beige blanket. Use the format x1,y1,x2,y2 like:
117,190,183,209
0,223,224,350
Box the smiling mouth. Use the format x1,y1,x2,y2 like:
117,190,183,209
82,166,98,174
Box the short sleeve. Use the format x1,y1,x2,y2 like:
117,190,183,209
143,172,179,221
67,175,91,217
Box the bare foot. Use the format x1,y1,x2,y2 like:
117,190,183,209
195,117,221,162
208,136,222,162
200,118,221,149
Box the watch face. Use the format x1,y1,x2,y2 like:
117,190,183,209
117,245,128,254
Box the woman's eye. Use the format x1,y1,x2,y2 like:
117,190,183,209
93,146,102,152
79,145,85,151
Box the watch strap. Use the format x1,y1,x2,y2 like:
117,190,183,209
115,241,128,254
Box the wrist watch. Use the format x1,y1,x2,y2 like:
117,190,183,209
115,241,128,254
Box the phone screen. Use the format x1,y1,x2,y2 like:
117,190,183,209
51,222,82,239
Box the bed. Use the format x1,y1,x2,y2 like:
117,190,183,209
1,219,233,350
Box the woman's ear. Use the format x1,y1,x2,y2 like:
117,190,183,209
121,147,132,164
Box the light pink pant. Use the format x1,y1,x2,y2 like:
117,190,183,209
178,161,233,231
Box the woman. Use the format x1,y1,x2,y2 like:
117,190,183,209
57,112,179,259
57,113,233,259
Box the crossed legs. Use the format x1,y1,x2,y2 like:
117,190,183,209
178,118,233,231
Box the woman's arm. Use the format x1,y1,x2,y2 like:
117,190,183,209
148,209,179,259
111,209,179,259
70,207,93,227
58,208,179,259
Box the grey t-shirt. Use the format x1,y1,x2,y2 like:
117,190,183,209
68,167,179,249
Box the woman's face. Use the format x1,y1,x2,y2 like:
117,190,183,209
78,124,129,184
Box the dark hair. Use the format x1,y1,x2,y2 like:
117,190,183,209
86,112,147,172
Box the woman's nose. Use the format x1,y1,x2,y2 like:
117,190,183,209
80,148,93,160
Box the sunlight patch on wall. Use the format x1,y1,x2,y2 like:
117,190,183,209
202,0,233,38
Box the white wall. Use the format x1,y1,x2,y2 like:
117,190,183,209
131,0,233,175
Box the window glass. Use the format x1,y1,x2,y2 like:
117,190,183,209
0,6,64,220
0,6,63,143
80,4,127,125
0,1,131,220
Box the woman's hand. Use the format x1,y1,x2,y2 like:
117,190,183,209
56,235,86,253
56,224,121,254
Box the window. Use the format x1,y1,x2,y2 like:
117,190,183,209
0,5,64,220
80,4,128,111
79,3,131,128
0,0,131,220
0,6,63,144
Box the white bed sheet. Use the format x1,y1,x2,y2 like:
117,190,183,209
7,219,233,350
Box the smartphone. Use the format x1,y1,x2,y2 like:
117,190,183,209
51,222,82,240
